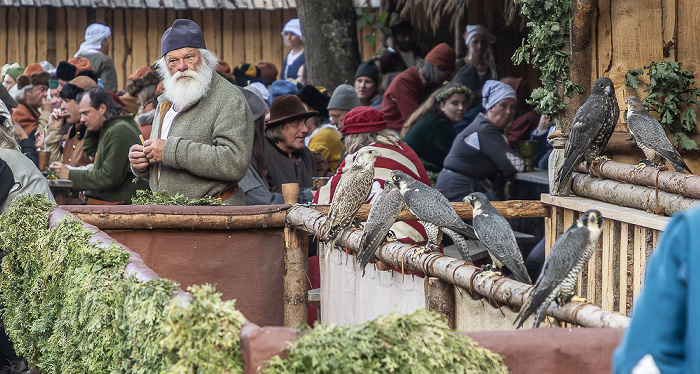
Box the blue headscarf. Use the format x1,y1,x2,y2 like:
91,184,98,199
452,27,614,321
481,80,517,111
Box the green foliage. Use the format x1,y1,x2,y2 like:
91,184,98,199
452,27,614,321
0,195,244,373
513,0,582,118
131,190,224,206
625,61,700,150
261,309,509,374
160,284,246,374
356,8,390,46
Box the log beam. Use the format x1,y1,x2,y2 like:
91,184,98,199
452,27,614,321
283,227,309,328
574,160,700,199
69,201,548,230
285,206,630,329
425,277,455,329
570,172,700,215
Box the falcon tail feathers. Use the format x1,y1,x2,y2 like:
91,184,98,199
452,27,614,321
443,228,472,263
556,153,582,187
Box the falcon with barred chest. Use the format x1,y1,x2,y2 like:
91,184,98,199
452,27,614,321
465,192,531,284
389,170,478,262
626,96,692,173
358,178,404,269
556,77,620,188
320,148,381,254
515,209,603,329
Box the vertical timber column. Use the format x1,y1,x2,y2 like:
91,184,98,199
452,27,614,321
424,277,455,329
284,227,309,328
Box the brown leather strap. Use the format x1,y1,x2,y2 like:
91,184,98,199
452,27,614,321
215,183,239,201
86,197,123,205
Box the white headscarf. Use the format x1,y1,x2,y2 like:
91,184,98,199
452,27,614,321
74,23,111,57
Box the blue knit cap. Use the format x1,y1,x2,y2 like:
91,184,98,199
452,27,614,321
268,80,299,106
481,80,517,111
161,19,207,57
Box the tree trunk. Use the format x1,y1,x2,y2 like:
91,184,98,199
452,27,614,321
296,0,361,89
561,0,598,133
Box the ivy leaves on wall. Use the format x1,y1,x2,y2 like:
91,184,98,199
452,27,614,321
625,61,700,150
512,0,582,118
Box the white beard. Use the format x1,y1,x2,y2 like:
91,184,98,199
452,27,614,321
162,62,214,110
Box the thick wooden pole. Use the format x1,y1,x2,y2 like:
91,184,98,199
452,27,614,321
574,160,700,199
425,277,455,329
570,173,699,215
286,206,630,328
283,227,309,328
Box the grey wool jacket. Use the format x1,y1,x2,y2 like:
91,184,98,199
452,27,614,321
134,73,254,205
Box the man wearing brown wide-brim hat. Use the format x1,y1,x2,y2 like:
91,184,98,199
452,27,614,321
264,94,329,192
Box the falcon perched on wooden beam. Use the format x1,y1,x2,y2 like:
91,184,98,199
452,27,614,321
465,192,531,284
515,209,603,329
358,178,404,269
625,96,692,174
320,148,380,254
555,77,620,188
389,170,478,262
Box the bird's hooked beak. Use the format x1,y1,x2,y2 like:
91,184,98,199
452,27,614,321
605,85,612,95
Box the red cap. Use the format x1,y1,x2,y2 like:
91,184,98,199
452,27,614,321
23,63,43,77
67,57,94,74
425,43,456,73
341,106,388,135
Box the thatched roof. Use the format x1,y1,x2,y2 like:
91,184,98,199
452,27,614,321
394,0,519,33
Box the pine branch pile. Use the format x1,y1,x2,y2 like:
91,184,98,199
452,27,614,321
262,309,509,374
0,195,244,373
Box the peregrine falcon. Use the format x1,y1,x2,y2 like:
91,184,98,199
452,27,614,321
320,148,381,253
515,209,603,329
556,77,620,187
465,192,532,284
358,178,404,269
626,96,692,173
389,170,478,262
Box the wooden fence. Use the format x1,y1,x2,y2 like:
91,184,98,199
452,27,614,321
0,7,382,89
542,194,669,317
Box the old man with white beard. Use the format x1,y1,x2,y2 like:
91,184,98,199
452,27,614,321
129,19,253,205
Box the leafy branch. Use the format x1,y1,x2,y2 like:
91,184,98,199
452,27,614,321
625,61,700,150
356,8,390,46
512,0,582,118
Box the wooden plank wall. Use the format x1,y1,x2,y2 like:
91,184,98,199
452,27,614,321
0,7,381,90
544,195,669,317
591,0,700,166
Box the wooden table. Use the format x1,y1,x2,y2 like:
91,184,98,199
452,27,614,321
515,168,549,186
47,179,73,205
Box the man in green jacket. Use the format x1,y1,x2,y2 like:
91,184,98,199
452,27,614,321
128,19,254,205
49,86,148,204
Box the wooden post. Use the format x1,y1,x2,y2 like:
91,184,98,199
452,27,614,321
283,227,309,328
424,277,455,329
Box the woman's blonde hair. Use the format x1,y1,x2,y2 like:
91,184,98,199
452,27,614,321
343,128,400,154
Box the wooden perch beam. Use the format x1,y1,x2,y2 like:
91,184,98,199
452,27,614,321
574,160,700,199
285,206,630,329
70,201,548,230
313,200,549,221
571,172,700,215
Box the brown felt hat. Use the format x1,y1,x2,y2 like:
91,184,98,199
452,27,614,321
265,94,317,128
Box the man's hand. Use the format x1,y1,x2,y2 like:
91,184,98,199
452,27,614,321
143,138,166,164
41,97,53,113
48,161,70,179
48,108,67,129
129,144,151,172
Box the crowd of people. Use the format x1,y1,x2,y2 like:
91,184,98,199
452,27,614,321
0,15,554,370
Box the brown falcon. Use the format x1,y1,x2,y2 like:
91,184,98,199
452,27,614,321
320,148,380,254
555,77,620,187
626,96,692,173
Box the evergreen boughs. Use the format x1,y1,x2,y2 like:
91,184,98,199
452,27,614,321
0,195,244,373
131,190,224,206
262,309,509,374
